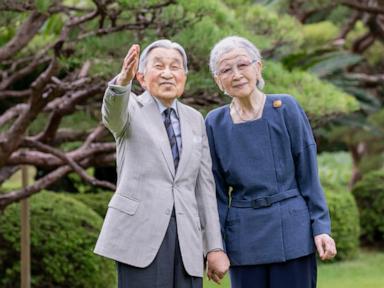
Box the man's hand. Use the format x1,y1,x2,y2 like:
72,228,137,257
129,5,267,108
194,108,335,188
206,250,230,284
116,44,140,86
314,234,337,261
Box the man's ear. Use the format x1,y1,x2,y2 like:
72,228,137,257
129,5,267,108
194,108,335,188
214,75,224,91
136,72,146,89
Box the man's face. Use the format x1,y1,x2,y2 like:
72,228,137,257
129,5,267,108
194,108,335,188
137,47,187,106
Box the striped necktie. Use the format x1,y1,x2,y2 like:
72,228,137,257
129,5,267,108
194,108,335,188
163,108,180,170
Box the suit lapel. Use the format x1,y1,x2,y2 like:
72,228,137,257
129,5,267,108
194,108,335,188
175,102,193,180
138,92,175,177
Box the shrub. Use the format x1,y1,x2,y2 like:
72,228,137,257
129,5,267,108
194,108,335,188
318,151,352,190
0,191,116,288
71,191,113,218
324,187,360,261
317,152,359,260
352,170,384,245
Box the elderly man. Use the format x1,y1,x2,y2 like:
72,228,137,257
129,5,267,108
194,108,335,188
94,40,229,288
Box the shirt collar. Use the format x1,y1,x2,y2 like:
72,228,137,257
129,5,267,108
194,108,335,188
152,96,179,119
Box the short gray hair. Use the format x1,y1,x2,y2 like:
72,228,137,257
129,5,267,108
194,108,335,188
138,39,188,73
209,36,265,89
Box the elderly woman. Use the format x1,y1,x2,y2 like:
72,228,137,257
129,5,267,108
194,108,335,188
205,36,337,288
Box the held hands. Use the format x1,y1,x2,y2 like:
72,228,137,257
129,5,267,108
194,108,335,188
206,250,230,285
314,234,337,261
116,44,140,86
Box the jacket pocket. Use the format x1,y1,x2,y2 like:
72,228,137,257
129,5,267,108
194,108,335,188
108,193,139,215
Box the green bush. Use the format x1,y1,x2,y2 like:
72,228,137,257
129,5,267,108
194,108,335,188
316,152,359,261
352,170,384,245
325,187,360,261
318,151,352,190
71,191,113,218
0,191,116,288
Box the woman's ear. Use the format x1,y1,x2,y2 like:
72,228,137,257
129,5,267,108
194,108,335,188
214,75,224,91
136,72,146,89
256,61,263,78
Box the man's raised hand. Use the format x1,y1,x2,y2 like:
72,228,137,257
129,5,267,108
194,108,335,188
116,44,140,86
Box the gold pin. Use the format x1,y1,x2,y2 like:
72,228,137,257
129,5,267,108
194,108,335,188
273,100,282,108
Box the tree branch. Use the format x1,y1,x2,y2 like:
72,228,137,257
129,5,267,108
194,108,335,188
23,139,116,190
0,89,31,100
335,11,362,42
0,165,19,185
0,104,28,127
0,11,48,61
341,0,384,15
345,72,384,83
352,31,376,53
0,56,50,90
0,165,72,210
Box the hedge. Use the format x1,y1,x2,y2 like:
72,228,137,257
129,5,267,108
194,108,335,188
71,191,113,218
325,187,360,261
0,191,116,288
352,170,384,245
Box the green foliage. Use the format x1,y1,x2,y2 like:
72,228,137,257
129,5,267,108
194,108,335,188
41,14,65,36
317,152,359,260
364,41,384,66
352,170,384,245
0,191,115,288
28,110,98,141
236,4,304,56
0,12,19,47
325,187,360,261
325,5,351,26
309,53,362,78
71,191,113,218
344,20,368,49
35,0,51,12
302,21,339,49
318,151,352,190
262,61,359,117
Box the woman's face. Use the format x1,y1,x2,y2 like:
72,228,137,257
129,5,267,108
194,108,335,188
215,48,261,99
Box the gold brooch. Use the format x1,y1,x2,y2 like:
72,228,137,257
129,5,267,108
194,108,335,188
273,100,282,108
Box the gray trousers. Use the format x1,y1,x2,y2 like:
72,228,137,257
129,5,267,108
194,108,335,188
116,210,203,288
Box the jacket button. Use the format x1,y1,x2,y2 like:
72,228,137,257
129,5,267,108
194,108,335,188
165,209,171,215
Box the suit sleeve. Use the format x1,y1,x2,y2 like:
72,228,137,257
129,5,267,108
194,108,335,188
285,96,331,236
101,77,133,138
205,118,230,241
195,116,224,255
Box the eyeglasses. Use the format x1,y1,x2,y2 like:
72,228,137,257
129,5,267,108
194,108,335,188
217,59,258,78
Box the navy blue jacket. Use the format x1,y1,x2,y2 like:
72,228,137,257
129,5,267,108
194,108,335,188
205,94,331,266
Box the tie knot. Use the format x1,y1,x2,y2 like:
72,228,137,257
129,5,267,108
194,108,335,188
163,108,172,119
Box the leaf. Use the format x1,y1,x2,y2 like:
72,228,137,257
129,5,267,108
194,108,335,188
309,53,362,77
35,0,51,12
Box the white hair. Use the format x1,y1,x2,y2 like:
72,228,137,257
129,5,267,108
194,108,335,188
209,36,265,89
138,39,188,74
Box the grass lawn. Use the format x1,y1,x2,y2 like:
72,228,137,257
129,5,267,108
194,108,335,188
203,249,384,288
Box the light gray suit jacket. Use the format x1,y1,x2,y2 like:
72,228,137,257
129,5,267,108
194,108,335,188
94,84,223,277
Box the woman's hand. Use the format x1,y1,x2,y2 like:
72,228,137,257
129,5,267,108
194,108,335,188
207,250,230,284
314,234,337,260
116,44,140,86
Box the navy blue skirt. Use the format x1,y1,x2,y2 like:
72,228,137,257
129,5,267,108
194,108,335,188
229,253,317,288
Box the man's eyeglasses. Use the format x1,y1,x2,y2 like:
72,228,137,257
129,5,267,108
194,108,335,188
217,59,257,77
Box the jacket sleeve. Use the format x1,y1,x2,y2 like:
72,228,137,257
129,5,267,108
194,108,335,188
101,77,133,138
195,116,224,255
284,96,331,236
205,117,230,243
